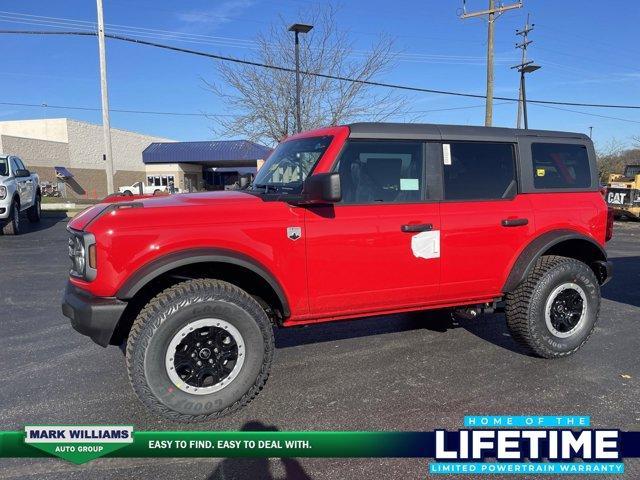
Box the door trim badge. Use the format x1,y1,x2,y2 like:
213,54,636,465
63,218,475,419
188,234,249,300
287,226,302,241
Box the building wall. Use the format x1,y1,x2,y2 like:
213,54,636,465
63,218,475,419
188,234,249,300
66,119,173,172
0,118,174,199
0,118,69,143
0,134,69,168
29,166,143,199
145,163,203,192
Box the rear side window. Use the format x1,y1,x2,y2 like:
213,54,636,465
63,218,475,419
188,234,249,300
443,142,516,200
334,140,424,204
531,143,591,189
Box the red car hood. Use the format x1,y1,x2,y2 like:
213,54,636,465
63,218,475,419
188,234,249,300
69,191,261,231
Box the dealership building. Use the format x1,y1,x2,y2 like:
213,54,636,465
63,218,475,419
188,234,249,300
0,118,271,199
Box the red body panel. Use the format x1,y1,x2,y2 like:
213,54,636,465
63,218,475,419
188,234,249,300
68,126,608,327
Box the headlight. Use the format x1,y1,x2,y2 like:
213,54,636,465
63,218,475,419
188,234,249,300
0,186,6,199
68,229,97,281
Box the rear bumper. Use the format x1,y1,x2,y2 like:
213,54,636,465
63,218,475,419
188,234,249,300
61,282,127,347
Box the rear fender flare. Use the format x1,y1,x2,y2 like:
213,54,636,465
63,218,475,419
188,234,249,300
503,230,607,292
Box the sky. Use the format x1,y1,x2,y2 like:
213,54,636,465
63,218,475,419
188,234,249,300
0,0,638,149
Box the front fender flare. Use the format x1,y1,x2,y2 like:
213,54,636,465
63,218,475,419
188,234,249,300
116,248,290,317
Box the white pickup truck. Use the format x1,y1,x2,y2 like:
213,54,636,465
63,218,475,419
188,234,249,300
118,181,180,195
0,155,41,235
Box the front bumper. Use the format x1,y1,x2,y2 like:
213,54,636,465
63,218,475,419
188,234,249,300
0,195,11,219
61,282,127,347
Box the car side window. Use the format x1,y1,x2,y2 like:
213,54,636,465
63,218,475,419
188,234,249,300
10,157,21,175
333,140,424,204
443,142,516,201
531,143,590,189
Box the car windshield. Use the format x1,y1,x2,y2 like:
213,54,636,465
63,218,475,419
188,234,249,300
0,157,7,176
251,136,333,194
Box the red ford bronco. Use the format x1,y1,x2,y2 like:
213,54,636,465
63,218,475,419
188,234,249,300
62,123,613,422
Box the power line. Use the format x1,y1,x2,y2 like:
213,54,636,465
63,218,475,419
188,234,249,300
0,100,503,118
0,28,639,111
529,103,640,125
0,12,509,65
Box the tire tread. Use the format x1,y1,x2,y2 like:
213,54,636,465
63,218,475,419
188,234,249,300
505,255,600,358
125,278,274,423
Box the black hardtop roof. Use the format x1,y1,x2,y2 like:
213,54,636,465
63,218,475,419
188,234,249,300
347,122,590,142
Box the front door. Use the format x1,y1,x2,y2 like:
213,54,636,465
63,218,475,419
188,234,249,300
10,157,29,207
305,140,441,318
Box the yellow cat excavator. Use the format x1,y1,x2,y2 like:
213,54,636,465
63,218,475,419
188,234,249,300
606,164,640,219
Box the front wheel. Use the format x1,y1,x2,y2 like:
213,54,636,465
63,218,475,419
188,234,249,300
2,199,20,235
27,193,41,223
126,279,274,422
505,255,601,358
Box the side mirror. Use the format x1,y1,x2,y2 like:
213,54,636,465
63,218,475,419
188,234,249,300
15,169,30,178
300,172,341,204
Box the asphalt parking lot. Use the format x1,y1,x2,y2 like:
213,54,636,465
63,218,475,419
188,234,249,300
0,217,638,480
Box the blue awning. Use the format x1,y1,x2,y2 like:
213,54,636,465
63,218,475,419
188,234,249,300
54,166,73,179
206,167,257,175
143,140,272,165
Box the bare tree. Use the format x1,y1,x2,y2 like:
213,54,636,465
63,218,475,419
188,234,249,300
206,4,406,145
596,137,640,181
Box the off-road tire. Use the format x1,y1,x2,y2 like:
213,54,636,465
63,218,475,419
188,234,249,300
27,193,41,223
2,199,20,235
505,255,600,358
126,279,274,422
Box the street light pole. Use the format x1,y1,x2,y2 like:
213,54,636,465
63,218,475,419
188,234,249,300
520,70,529,129
96,0,115,195
288,23,313,134
512,62,540,129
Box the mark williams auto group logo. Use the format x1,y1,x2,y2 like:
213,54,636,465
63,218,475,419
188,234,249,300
24,426,133,464
430,415,624,475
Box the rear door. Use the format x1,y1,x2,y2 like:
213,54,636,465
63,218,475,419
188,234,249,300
304,140,441,317
439,141,534,301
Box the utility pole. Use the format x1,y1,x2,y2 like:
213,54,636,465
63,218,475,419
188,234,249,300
589,126,593,138
515,14,534,128
96,0,115,195
511,13,540,130
460,0,523,127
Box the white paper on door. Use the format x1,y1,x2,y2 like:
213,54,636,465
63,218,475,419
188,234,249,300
411,230,440,259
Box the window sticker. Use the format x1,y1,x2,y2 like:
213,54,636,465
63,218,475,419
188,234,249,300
443,144,452,165
400,178,420,191
536,168,546,177
411,230,440,259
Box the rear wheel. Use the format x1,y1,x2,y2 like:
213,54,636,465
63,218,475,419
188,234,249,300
126,279,274,422
27,193,41,223
2,199,20,235
505,255,600,358
123,190,133,196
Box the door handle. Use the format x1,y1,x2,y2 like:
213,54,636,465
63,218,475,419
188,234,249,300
401,223,433,232
501,218,529,227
